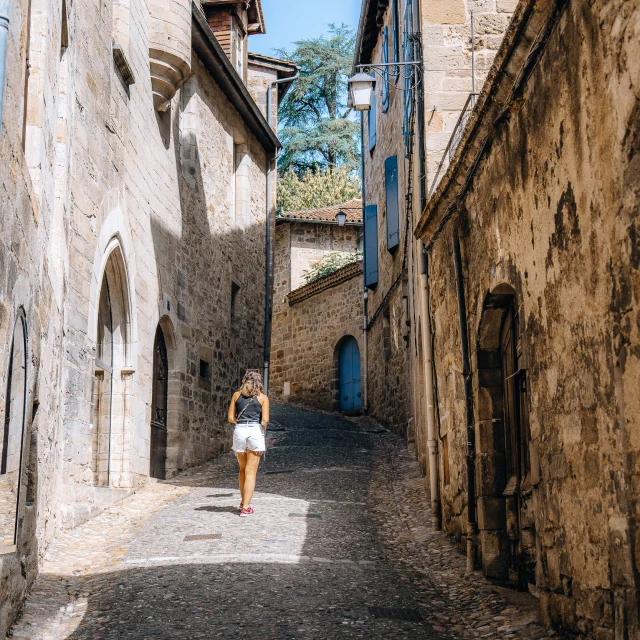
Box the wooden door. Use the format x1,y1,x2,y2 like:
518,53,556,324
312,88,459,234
501,303,533,589
339,337,361,412
150,326,168,480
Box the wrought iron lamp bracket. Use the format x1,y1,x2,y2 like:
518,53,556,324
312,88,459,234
355,62,423,91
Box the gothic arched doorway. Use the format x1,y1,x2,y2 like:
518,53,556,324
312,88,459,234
0,311,27,552
150,325,168,480
338,336,361,412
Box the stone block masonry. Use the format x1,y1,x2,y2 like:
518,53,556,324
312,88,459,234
0,0,282,634
270,262,364,410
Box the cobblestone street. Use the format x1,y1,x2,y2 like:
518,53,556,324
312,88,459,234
10,405,558,639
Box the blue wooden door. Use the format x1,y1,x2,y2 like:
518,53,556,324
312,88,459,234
339,337,362,411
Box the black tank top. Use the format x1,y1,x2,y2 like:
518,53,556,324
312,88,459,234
235,394,262,424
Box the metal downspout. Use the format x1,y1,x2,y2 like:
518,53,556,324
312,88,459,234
360,115,368,412
0,0,9,135
413,0,440,529
263,73,299,394
452,231,476,572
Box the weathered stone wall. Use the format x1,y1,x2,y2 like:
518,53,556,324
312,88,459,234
270,220,363,407
270,265,364,410
0,0,273,632
0,0,67,634
59,1,269,526
420,0,640,635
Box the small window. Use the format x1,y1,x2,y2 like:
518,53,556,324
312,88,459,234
442,434,450,486
199,360,212,381
231,282,240,321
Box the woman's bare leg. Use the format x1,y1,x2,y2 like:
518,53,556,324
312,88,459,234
242,451,262,508
236,453,247,505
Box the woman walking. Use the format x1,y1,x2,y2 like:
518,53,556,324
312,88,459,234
228,370,269,517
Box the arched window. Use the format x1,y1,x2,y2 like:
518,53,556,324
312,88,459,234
0,312,28,552
91,246,131,487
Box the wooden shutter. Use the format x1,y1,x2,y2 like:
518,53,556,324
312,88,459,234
382,27,389,113
385,156,399,252
364,204,379,288
392,0,399,75
368,74,376,151
403,0,414,152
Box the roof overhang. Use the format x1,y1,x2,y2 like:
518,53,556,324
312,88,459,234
192,4,280,154
199,1,265,34
248,53,299,102
276,216,362,226
353,0,389,70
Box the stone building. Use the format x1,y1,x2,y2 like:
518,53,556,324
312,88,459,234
0,0,293,633
355,0,512,435
269,200,364,410
414,0,640,635
358,0,640,636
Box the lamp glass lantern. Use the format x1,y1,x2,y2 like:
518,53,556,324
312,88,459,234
336,211,347,227
348,72,376,111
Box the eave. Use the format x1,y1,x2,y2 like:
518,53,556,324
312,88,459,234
353,0,389,70
192,3,280,154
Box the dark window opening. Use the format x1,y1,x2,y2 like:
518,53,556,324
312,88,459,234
231,282,240,321
199,360,212,381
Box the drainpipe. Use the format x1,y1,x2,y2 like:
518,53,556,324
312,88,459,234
264,73,299,393
413,0,440,528
361,115,368,412
0,0,9,135
452,230,476,572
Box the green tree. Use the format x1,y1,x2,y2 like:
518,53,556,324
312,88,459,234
302,252,362,286
276,24,360,175
277,167,361,213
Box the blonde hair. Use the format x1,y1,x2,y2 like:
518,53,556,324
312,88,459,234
240,370,264,397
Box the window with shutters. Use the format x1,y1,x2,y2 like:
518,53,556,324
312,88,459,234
368,75,377,152
391,0,400,82
385,156,400,252
382,27,389,113
403,0,414,152
363,204,379,288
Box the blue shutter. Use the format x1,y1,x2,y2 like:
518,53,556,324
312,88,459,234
382,27,389,113
392,0,399,81
385,156,400,252
403,0,414,153
368,75,377,151
364,204,379,288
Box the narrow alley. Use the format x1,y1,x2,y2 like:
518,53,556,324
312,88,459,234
10,405,552,640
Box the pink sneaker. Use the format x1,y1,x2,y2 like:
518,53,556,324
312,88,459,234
239,507,254,517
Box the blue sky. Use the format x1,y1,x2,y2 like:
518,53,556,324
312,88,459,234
250,0,362,57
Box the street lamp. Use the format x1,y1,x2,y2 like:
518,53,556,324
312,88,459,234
348,72,376,111
336,211,347,227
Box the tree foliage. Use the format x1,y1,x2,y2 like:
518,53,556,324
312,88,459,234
277,167,361,213
302,252,361,286
276,24,360,175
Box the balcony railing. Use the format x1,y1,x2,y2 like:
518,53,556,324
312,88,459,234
428,93,479,198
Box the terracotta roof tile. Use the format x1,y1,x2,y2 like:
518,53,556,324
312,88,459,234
279,199,362,224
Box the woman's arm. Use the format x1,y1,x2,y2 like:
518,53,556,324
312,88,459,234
228,392,239,424
261,395,270,429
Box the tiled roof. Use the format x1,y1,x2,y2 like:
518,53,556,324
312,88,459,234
278,199,363,224
287,260,363,306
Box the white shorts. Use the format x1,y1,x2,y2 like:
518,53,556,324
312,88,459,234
233,423,266,453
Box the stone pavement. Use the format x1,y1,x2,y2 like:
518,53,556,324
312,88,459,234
9,404,561,639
